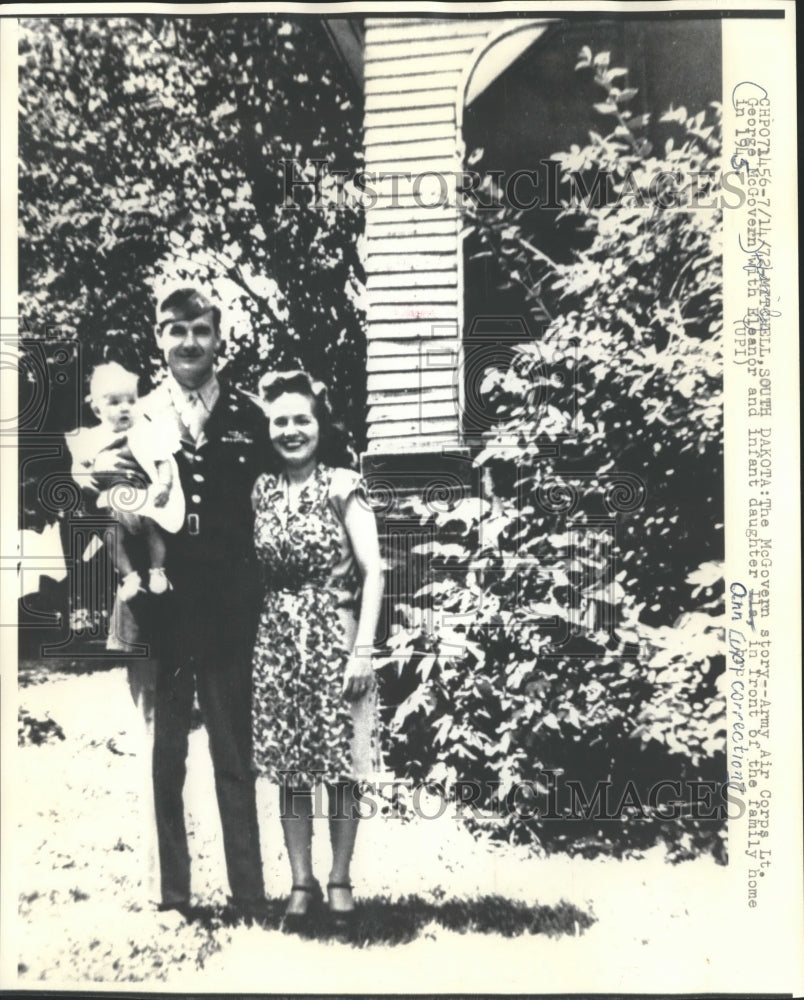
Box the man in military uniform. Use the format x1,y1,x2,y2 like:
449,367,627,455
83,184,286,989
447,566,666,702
91,287,271,917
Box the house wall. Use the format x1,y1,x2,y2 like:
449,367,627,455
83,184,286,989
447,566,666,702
361,16,547,469
361,16,721,477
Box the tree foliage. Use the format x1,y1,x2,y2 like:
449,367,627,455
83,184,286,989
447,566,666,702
18,16,366,441
380,52,726,861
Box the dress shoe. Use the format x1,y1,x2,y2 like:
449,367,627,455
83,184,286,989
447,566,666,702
327,881,356,935
156,899,194,922
225,895,275,925
282,880,323,933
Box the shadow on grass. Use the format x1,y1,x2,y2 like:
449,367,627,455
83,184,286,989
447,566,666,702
187,894,595,947
19,658,153,686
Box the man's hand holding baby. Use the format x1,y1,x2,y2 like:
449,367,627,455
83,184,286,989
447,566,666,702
150,482,171,508
89,437,147,493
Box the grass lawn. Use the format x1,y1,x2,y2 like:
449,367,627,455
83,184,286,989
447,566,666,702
10,663,736,993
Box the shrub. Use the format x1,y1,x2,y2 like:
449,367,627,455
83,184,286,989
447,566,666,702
19,708,66,747
18,17,366,446
378,51,726,862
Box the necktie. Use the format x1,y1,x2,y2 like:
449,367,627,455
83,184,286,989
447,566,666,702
183,392,203,441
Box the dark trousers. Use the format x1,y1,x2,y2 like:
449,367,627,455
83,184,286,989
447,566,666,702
153,646,264,905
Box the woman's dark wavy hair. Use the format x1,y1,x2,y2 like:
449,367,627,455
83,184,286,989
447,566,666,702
258,370,358,470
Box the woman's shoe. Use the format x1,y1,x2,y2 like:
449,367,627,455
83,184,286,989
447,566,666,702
327,881,356,934
282,880,323,933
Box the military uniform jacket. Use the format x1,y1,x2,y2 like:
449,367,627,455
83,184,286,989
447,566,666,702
138,377,274,664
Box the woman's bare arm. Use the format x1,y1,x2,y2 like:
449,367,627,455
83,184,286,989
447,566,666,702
342,490,384,701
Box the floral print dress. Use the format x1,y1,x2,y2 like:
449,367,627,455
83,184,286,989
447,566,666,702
251,463,381,787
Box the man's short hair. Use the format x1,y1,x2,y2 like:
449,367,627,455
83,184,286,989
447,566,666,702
157,288,221,333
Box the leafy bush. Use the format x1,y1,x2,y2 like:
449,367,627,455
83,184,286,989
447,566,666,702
379,52,726,861
19,708,66,747
18,17,366,445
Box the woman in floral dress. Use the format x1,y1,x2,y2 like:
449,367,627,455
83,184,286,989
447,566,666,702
250,371,384,929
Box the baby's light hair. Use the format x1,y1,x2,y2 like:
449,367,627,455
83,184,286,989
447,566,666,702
89,362,139,404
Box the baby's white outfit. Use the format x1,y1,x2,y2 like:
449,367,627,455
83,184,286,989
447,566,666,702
70,410,185,533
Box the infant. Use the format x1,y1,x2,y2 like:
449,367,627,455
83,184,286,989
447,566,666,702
70,362,185,600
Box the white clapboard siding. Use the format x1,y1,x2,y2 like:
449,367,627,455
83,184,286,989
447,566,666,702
366,18,458,30
368,173,459,199
363,37,481,62
367,220,457,240
368,368,455,393
368,428,459,451
366,356,459,378
366,434,458,455
365,72,463,98
368,384,458,406
363,16,519,456
366,162,460,181
366,17,479,30
365,122,456,145
365,128,456,147
365,88,458,113
369,194,459,215
368,286,458,305
367,255,458,277
369,397,459,424
365,137,457,161
366,164,461,189
366,203,457,225
370,317,459,336
368,302,459,323
367,330,455,356
367,270,459,290
367,355,426,374
364,51,474,79
369,324,458,348
368,415,459,441
368,321,458,342
366,234,458,257
366,354,459,376
365,105,455,128
366,203,458,221
364,194,458,212
367,336,459,357
366,22,491,44
366,193,456,213
364,133,455,156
